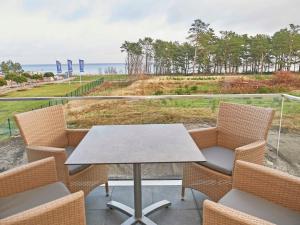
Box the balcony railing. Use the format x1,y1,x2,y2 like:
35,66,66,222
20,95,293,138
0,93,299,178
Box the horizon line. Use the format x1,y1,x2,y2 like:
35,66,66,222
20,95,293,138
22,62,125,66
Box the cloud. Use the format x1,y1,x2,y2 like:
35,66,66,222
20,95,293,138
0,0,299,64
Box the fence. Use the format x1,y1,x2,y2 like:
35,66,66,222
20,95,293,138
0,93,299,178
0,78,104,139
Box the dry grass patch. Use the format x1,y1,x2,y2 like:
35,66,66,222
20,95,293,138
66,99,217,128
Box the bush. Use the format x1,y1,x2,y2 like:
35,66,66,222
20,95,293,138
0,78,7,86
13,75,27,84
154,90,164,95
175,88,184,95
4,73,17,81
43,72,55,77
190,85,198,91
256,86,272,93
32,74,43,80
22,72,32,78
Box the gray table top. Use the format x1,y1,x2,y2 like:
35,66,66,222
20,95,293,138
65,124,206,165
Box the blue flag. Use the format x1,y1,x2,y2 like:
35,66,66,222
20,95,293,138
67,60,73,72
79,59,84,72
56,60,62,74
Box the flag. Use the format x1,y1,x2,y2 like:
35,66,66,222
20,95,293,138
79,59,84,72
67,60,73,72
56,60,62,74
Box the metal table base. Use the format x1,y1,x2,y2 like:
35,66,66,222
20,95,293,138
107,164,171,225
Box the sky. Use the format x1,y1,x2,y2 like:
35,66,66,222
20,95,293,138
0,0,299,64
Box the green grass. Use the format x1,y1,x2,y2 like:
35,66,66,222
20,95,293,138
0,82,87,126
73,75,128,82
1,83,82,98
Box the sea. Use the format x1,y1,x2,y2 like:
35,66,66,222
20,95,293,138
22,63,126,75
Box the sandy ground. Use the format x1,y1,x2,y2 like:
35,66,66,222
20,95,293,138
1,124,299,178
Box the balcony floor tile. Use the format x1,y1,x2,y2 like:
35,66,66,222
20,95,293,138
86,185,205,225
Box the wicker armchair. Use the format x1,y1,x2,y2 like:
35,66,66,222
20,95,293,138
203,160,300,225
0,157,86,225
14,105,108,196
182,102,275,201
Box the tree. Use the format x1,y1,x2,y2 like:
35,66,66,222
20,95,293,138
121,21,300,75
0,78,7,86
0,60,23,75
5,72,27,84
13,75,27,84
22,72,32,78
139,37,153,74
188,19,212,74
249,34,271,74
121,41,143,75
4,73,17,81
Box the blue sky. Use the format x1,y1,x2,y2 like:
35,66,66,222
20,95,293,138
0,0,299,64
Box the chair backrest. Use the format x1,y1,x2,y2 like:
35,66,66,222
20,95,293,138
217,102,275,149
14,105,68,148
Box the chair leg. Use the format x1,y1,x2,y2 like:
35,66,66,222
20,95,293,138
181,186,185,201
105,182,109,196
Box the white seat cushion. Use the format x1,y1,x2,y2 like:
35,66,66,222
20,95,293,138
198,146,235,175
0,182,70,219
219,189,300,225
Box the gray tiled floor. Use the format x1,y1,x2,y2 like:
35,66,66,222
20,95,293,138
86,185,207,225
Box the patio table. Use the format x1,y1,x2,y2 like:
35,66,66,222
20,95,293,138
66,124,205,225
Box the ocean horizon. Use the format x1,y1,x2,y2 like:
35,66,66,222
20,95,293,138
22,63,126,75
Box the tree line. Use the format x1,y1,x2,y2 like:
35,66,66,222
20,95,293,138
121,19,300,75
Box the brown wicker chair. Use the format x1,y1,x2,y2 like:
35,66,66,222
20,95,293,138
14,105,108,196
203,160,300,225
182,102,275,201
0,157,86,225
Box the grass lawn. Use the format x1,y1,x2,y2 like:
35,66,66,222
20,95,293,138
1,83,82,98
73,74,128,82
0,82,86,127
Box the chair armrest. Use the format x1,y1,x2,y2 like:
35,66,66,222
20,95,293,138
189,127,217,149
233,160,300,212
26,145,69,185
234,140,266,165
66,129,89,147
203,200,274,225
0,157,57,197
1,191,86,225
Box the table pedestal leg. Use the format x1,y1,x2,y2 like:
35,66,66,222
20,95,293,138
107,163,171,225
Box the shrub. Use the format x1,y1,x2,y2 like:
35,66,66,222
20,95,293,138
4,73,17,81
175,88,184,95
0,78,7,86
22,72,32,78
154,90,164,95
256,86,271,93
190,85,198,91
13,75,27,84
43,72,55,77
32,74,43,80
